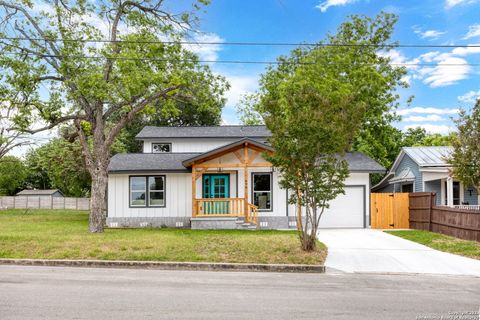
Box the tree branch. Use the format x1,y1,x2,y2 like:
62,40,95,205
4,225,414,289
20,115,84,134
104,85,181,147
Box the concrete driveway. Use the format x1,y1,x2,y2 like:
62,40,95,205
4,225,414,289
317,229,480,276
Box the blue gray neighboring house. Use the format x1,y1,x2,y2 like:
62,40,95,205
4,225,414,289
371,146,479,206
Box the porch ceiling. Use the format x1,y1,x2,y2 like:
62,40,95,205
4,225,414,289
182,138,273,167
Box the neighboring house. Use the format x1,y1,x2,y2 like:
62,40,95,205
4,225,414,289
16,189,64,197
372,146,479,207
107,125,385,229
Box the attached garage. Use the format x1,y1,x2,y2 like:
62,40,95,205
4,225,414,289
319,185,366,228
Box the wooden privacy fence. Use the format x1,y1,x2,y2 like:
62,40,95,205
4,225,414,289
371,193,409,229
409,192,480,241
0,196,90,210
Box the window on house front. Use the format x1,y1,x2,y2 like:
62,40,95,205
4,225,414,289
130,177,146,206
152,143,171,153
444,181,460,205
252,173,272,211
148,176,165,207
130,176,166,207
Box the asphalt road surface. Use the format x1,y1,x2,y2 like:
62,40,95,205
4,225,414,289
0,265,479,320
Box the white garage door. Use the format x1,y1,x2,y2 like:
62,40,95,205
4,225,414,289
318,186,365,228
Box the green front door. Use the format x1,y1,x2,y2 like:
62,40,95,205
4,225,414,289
203,174,229,214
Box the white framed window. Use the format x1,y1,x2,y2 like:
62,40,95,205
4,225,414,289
252,172,272,211
148,176,165,207
130,175,166,207
130,177,146,207
152,143,171,153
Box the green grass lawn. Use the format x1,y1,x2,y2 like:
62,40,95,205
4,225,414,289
385,230,480,260
0,209,326,265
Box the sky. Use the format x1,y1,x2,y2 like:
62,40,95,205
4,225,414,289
8,0,480,157
178,0,480,134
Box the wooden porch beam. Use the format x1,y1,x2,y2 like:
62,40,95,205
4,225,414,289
194,162,272,168
244,144,249,219
192,164,197,217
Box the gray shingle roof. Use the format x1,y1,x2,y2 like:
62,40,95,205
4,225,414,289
108,153,201,173
342,152,386,173
402,146,452,167
108,150,384,174
135,125,272,139
16,189,63,196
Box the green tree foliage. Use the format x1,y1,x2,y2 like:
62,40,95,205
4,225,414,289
235,93,264,126
237,13,408,174
258,12,403,250
403,127,455,146
117,92,226,153
25,139,91,197
0,155,27,195
450,100,480,191
0,0,228,232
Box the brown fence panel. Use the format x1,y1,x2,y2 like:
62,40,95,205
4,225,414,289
371,193,409,229
409,192,435,230
409,192,480,241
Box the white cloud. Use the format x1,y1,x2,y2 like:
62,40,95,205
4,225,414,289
414,29,446,40
463,24,480,39
423,56,470,87
397,107,459,116
403,114,445,122
458,90,480,103
445,0,478,8
316,0,356,12
404,124,454,135
185,33,224,61
223,74,259,107
451,44,480,56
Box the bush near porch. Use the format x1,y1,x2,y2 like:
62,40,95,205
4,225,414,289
0,209,327,265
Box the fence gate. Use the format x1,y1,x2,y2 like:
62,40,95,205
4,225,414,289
371,193,409,229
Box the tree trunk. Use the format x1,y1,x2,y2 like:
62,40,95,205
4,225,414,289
89,162,108,233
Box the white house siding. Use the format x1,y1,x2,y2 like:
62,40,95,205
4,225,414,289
108,147,371,229
107,172,192,228
142,138,267,153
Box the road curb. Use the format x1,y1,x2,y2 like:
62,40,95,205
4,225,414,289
0,258,325,273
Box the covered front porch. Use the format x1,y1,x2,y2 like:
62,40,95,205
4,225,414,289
422,169,479,209
182,138,275,228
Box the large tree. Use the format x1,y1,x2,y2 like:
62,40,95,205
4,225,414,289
0,155,27,195
0,102,32,159
450,100,480,193
256,12,406,250
0,0,228,232
25,138,91,196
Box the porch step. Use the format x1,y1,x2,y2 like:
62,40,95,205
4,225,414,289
191,217,257,230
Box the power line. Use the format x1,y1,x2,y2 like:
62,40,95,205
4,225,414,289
1,36,480,48
3,52,480,66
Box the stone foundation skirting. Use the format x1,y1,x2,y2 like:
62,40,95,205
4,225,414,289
258,216,299,229
106,216,300,230
106,217,191,228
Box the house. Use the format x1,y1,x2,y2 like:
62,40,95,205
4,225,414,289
106,125,385,229
16,189,64,197
372,146,479,207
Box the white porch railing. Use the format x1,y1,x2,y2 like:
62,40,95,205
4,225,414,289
440,204,480,211
454,205,480,211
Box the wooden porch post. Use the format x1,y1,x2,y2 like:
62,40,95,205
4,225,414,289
244,143,249,219
192,164,196,217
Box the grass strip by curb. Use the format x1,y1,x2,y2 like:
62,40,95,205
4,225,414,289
0,258,325,273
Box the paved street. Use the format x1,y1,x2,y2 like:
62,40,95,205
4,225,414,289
318,229,480,276
0,265,479,320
